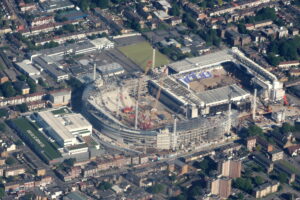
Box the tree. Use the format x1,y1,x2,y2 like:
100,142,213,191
26,78,37,93
63,158,75,167
183,14,198,30
16,103,29,113
93,0,110,8
62,24,75,32
15,139,23,146
169,4,180,16
237,23,247,34
5,157,15,165
0,187,4,199
237,192,244,200
54,15,68,22
255,7,277,21
278,172,288,183
0,123,6,132
43,41,59,49
79,0,90,11
0,109,7,118
247,125,263,137
97,181,112,190
17,74,27,81
233,177,253,193
281,122,296,134
147,184,165,194
169,174,176,182
281,193,296,200
189,185,202,197
267,53,282,66
253,176,264,186
1,82,16,97
38,78,47,87
66,77,83,89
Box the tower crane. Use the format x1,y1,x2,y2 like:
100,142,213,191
134,60,152,130
153,67,168,112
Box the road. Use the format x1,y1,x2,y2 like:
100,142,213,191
92,130,141,155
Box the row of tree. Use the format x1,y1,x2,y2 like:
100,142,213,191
267,36,300,66
77,0,128,11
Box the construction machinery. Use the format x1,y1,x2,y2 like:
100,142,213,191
134,60,152,130
283,95,289,106
153,67,168,111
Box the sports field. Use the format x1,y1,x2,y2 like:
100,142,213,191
12,118,61,160
118,41,169,70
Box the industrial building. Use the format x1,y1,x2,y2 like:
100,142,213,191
32,56,69,82
49,89,71,107
35,107,92,147
15,60,41,83
40,0,75,13
97,62,125,77
30,38,114,61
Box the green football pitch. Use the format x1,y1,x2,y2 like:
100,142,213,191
118,41,169,71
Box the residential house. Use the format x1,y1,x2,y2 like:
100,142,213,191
253,181,279,198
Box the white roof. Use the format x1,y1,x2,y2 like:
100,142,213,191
16,60,41,76
38,109,92,142
90,37,114,48
168,49,232,74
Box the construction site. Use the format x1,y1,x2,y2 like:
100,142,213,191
81,47,295,152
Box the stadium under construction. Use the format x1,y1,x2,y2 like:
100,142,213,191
82,47,285,151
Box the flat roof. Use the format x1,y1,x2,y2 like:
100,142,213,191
40,0,74,11
97,62,124,75
89,37,113,48
38,108,92,142
197,84,250,106
16,60,40,75
150,76,204,106
168,49,232,74
31,40,96,58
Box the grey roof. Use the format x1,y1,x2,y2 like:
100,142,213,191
31,40,96,58
97,62,124,75
168,49,232,73
64,191,88,200
197,84,250,106
40,0,74,12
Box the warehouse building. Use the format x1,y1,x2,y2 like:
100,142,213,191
97,62,125,77
30,38,114,60
49,89,71,107
35,107,92,147
15,60,41,83
32,56,69,82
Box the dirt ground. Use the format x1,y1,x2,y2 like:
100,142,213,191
189,68,239,93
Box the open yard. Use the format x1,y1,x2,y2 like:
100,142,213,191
118,41,169,70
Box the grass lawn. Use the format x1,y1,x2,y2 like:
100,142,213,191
12,118,61,160
118,41,169,70
51,107,71,115
278,160,300,175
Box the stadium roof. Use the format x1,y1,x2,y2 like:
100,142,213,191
168,49,232,74
197,84,250,106
150,76,205,107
